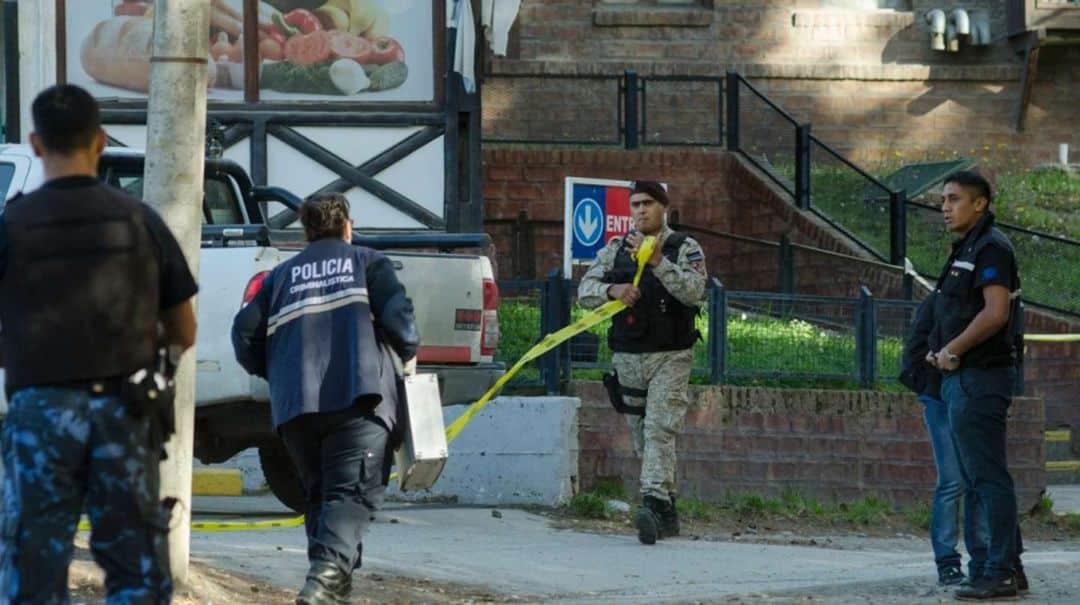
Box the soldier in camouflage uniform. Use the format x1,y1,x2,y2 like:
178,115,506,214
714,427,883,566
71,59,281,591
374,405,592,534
578,180,707,545
0,85,198,604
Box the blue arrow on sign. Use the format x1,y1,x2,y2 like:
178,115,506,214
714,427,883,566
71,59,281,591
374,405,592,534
573,197,603,247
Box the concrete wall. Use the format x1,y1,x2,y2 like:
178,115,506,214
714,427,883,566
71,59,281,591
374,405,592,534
387,397,581,506
571,380,1047,510
485,1,1080,166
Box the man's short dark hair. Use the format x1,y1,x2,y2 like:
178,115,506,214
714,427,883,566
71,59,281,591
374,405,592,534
631,180,669,206
943,170,992,205
300,193,351,242
31,85,102,154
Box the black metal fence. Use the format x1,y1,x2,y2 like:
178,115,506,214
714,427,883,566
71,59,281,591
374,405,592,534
497,273,918,393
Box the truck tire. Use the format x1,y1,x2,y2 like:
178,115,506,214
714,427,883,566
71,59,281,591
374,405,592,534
258,444,306,513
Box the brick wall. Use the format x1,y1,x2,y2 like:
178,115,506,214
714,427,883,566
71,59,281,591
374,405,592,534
570,380,1046,510
486,1,1080,166
483,145,1080,426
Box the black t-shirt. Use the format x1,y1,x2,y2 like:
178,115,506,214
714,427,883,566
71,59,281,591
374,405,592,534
0,175,199,309
971,244,1014,291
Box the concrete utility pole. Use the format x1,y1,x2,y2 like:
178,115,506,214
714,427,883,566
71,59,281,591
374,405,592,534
143,0,211,585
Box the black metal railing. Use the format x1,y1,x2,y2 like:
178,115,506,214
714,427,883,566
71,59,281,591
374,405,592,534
724,71,1079,316
497,272,919,393
483,70,724,149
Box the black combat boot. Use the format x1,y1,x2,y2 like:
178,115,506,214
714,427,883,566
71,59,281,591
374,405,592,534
635,496,673,545
296,561,351,605
659,495,680,538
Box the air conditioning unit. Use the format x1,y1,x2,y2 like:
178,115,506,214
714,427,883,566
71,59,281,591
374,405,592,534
1007,0,1080,39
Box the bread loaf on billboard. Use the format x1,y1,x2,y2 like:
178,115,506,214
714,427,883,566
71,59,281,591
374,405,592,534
80,17,155,92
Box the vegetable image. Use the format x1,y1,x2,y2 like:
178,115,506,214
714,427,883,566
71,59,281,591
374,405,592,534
328,31,374,64
284,30,333,66
366,61,407,91
263,0,324,11
369,36,404,65
314,5,350,31
328,58,371,95
114,0,149,17
284,9,323,34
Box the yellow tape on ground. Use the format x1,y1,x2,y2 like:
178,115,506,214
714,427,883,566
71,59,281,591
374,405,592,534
78,238,656,534
78,515,306,533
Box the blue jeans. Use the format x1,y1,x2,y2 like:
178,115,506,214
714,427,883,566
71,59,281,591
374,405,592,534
921,395,988,572
942,366,1021,580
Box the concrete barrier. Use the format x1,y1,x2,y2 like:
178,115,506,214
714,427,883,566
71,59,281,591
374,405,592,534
199,396,582,507
388,396,581,506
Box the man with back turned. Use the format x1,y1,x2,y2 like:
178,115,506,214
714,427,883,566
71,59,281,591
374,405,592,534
0,84,198,604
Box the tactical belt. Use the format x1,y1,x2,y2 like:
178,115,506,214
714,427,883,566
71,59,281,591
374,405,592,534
602,372,647,416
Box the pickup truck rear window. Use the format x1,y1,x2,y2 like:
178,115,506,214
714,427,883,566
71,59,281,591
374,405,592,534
103,169,243,225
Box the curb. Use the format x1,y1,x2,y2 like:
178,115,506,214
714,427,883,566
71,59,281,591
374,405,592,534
192,468,243,496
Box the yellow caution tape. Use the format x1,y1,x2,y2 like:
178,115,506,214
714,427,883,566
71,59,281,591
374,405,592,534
446,236,655,442
1026,334,1080,343
77,239,657,534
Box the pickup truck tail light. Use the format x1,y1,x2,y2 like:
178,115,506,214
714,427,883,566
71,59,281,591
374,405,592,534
481,278,500,357
242,271,271,306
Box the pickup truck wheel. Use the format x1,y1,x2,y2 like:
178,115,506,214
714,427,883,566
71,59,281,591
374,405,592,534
258,445,306,513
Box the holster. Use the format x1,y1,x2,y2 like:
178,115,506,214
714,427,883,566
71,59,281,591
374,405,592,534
122,347,177,457
602,372,647,417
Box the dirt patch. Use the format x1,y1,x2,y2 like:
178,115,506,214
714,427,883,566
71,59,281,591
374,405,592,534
540,503,1080,549
67,538,515,605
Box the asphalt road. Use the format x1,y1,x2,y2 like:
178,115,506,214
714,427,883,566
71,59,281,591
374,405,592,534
189,496,1080,604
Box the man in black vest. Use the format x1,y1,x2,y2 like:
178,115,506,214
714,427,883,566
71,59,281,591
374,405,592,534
579,180,707,545
232,193,419,605
0,85,198,603
926,171,1025,601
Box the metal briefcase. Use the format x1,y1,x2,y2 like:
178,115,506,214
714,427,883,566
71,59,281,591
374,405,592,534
395,373,448,491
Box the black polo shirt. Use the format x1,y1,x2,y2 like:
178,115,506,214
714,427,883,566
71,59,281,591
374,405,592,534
929,212,1018,370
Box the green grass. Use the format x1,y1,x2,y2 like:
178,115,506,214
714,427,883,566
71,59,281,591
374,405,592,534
567,493,608,519
903,500,932,531
591,477,628,501
676,496,717,522
807,164,1080,314
1031,494,1055,517
838,494,892,525
495,298,904,392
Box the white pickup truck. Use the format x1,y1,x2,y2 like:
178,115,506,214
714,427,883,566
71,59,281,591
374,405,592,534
0,144,503,510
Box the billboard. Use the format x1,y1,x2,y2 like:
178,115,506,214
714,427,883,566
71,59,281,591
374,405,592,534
64,0,434,102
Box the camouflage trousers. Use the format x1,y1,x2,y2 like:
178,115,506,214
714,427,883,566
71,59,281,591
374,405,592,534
612,348,693,503
0,387,172,605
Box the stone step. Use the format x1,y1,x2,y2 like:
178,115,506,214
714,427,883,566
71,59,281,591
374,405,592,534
1047,440,1075,462
1047,460,1080,485
1045,429,1074,462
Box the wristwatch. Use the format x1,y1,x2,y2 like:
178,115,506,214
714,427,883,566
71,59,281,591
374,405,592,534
942,348,960,365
